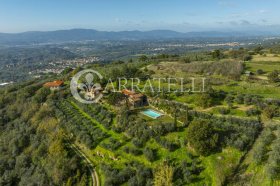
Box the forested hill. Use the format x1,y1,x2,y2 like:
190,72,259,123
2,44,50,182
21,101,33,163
0,46,78,83
0,47,77,66
0,80,90,185
0,29,273,46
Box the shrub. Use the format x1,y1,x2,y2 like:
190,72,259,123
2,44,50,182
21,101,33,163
107,92,125,105
131,138,145,148
101,138,122,151
195,93,213,108
244,95,253,105
246,108,260,116
268,70,279,83
182,57,191,63
256,69,264,75
253,143,267,165
212,49,223,59
123,146,143,156
143,147,157,162
262,106,277,120
243,54,252,61
156,137,180,152
218,107,230,115
186,119,219,156
225,94,235,108
253,127,275,165
235,94,244,104
154,162,174,186
265,139,280,179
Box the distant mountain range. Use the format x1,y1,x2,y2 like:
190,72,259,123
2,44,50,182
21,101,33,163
0,29,278,46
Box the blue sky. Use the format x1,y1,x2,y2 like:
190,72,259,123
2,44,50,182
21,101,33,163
0,0,279,33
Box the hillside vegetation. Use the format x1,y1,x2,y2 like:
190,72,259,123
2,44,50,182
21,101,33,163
1,44,280,185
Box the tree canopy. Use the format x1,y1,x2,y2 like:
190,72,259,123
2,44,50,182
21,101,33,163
186,119,219,156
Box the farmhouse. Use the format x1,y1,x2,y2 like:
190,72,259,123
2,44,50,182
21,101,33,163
122,89,148,107
43,80,64,90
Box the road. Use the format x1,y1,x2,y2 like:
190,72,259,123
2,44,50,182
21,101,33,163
69,143,100,186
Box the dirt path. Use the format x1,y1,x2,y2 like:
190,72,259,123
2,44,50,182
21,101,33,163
69,143,100,186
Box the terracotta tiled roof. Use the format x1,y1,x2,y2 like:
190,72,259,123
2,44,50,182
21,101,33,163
130,97,142,101
132,93,144,98
122,89,135,96
44,80,64,87
122,89,145,100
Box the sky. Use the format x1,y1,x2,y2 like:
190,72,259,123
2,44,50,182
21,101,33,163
0,0,279,33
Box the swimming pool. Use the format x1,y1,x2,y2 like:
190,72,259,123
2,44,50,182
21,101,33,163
141,109,163,119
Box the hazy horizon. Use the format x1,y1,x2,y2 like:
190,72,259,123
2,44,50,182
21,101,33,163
0,27,278,34
1,0,280,33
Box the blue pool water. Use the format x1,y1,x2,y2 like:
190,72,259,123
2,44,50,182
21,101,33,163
142,109,163,119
